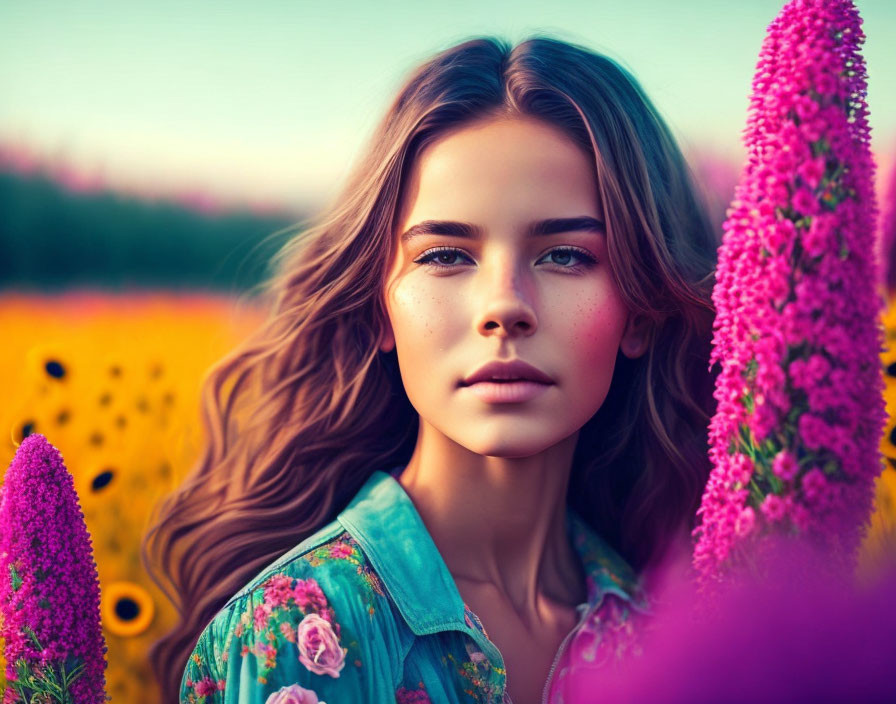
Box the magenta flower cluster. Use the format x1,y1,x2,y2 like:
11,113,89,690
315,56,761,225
0,434,107,702
693,0,887,588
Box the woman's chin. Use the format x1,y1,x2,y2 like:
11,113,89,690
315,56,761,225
454,429,571,459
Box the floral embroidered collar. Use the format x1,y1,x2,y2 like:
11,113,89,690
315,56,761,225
336,469,648,638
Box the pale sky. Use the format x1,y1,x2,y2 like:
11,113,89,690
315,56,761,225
1,0,894,211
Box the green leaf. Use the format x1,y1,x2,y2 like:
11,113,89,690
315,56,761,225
823,459,841,476
748,478,766,505
761,436,779,455
10,563,22,591
739,423,757,454
61,656,86,687
23,624,43,651
811,138,830,157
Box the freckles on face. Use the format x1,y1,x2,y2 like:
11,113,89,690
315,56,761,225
569,289,629,346
388,282,450,346
541,281,629,387
382,114,631,457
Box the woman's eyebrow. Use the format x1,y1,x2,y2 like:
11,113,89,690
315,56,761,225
399,216,605,243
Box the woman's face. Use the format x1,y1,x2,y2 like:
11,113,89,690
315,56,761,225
381,115,647,458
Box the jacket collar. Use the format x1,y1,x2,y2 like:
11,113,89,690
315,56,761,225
337,469,647,636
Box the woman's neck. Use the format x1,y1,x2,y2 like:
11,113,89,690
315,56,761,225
397,419,586,616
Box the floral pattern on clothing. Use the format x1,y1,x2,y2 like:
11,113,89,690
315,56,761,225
182,574,347,699
265,683,326,704
446,649,506,704
297,612,346,677
570,513,649,611
395,682,433,703
182,567,357,702
182,668,226,703
463,603,489,639
572,593,646,667
546,591,654,703
457,604,506,701
302,534,386,607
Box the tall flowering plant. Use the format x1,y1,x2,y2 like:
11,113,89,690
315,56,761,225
693,0,887,590
0,434,108,702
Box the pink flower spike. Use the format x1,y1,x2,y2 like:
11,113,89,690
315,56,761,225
0,434,108,701
692,0,886,593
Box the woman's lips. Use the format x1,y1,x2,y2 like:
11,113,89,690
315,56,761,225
460,380,553,403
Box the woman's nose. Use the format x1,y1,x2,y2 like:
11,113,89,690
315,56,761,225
473,258,538,338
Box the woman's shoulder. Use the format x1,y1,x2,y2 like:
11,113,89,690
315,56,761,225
180,519,409,703
223,519,387,611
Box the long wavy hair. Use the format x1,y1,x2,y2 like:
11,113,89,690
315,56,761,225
143,34,718,702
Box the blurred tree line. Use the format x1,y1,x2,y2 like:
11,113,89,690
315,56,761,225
0,169,301,293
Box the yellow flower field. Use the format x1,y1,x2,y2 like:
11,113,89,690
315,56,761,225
0,291,266,702
0,289,894,699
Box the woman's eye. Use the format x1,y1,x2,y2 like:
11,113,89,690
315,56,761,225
413,246,597,270
413,247,473,268
537,247,598,269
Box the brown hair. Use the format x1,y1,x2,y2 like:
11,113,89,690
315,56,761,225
142,34,718,701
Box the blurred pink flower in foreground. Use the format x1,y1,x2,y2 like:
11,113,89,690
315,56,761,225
693,0,887,590
565,539,896,703
0,433,108,702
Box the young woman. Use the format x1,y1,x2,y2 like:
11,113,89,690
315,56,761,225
144,34,718,704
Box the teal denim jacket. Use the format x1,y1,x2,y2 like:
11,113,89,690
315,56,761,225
180,468,650,704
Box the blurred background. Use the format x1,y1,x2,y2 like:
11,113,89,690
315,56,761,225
1,1,894,701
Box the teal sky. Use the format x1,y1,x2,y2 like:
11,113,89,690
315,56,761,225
1,0,894,210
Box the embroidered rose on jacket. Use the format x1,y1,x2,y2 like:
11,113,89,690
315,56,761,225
265,683,326,704
297,612,346,677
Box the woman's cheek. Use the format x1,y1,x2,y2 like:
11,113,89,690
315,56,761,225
565,293,627,368
390,280,435,341
389,279,460,391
